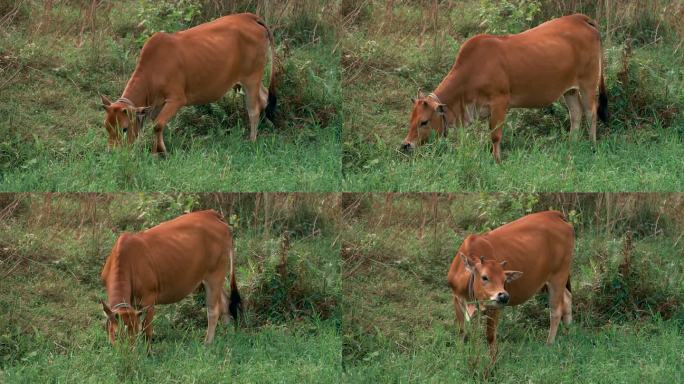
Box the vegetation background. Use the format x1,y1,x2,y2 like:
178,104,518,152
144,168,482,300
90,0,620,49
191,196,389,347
341,0,684,191
0,0,341,191
342,193,684,382
0,193,341,382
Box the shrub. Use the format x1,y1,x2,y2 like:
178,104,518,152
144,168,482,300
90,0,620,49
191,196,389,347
477,0,541,34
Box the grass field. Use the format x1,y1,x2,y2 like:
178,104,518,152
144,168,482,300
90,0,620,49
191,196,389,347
342,193,684,382
0,1,341,192
341,1,684,192
0,193,341,382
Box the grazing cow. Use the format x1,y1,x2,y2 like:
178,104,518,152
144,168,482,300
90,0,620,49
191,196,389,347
101,13,277,153
447,210,574,359
100,210,241,345
402,14,608,162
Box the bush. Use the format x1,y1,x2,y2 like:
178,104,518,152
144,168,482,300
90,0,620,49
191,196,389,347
587,238,682,324
246,235,339,326
477,0,541,34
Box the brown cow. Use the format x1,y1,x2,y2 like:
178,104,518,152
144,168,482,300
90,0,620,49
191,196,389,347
402,14,608,162
100,210,241,345
447,210,574,359
101,13,277,153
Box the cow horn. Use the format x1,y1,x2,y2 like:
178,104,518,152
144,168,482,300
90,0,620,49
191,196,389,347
479,255,484,264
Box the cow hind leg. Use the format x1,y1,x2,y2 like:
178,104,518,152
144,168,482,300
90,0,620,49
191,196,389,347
242,78,266,141
220,289,230,325
579,85,598,144
563,89,583,140
546,278,566,344
203,279,223,344
562,287,572,325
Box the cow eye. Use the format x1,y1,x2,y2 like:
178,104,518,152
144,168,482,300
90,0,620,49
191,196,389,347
420,120,429,127
482,275,489,282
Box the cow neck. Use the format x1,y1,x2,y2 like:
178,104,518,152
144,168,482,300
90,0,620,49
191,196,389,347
456,252,476,301
106,256,134,308
433,71,468,126
467,271,475,300
120,74,149,108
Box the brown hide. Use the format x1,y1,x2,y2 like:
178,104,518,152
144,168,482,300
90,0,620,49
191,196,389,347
101,13,277,152
100,210,240,345
403,14,607,162
447,211,574,359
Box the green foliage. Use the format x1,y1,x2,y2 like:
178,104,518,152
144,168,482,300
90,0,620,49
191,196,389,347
478,0,542,34
136,0,202,43
246,236,340,326
131,193,200,228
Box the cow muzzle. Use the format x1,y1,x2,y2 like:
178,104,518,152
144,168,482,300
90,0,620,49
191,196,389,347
400,142,414,153
495,291,510,305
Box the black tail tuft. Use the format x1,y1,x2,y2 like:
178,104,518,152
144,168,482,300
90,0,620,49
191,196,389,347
229,288,242,323
598,91,608,123
265,92,277,122
566,277,572,293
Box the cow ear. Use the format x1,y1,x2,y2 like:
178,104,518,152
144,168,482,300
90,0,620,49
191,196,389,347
459,252,475,273
417,90,425,99
101,300,114,319
504,270,523,283
101,95,112,109
435,104,446,115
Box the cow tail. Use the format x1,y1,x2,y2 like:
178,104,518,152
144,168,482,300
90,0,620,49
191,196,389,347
566,275,572,293
597,38,609,123
257,18,278,121
228,240,242,325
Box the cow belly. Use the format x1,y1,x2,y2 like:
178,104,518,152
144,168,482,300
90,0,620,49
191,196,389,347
155,284,203,305
509,87,568,108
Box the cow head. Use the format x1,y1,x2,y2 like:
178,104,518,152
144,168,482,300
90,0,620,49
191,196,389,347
401,91,448,152
100,96,149,148
460,253,523,308
101,300,143,345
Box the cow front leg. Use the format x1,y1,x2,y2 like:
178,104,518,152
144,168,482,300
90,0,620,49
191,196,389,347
488,100,509,163
453,295,467,342
485,308,500,361
142,306,155,343
151,101,184,155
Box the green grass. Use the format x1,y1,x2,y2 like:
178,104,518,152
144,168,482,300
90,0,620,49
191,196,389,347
342,194,684,382
2,321,341,383
0,1,341,192
343,321,684,383
341,1,684,192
